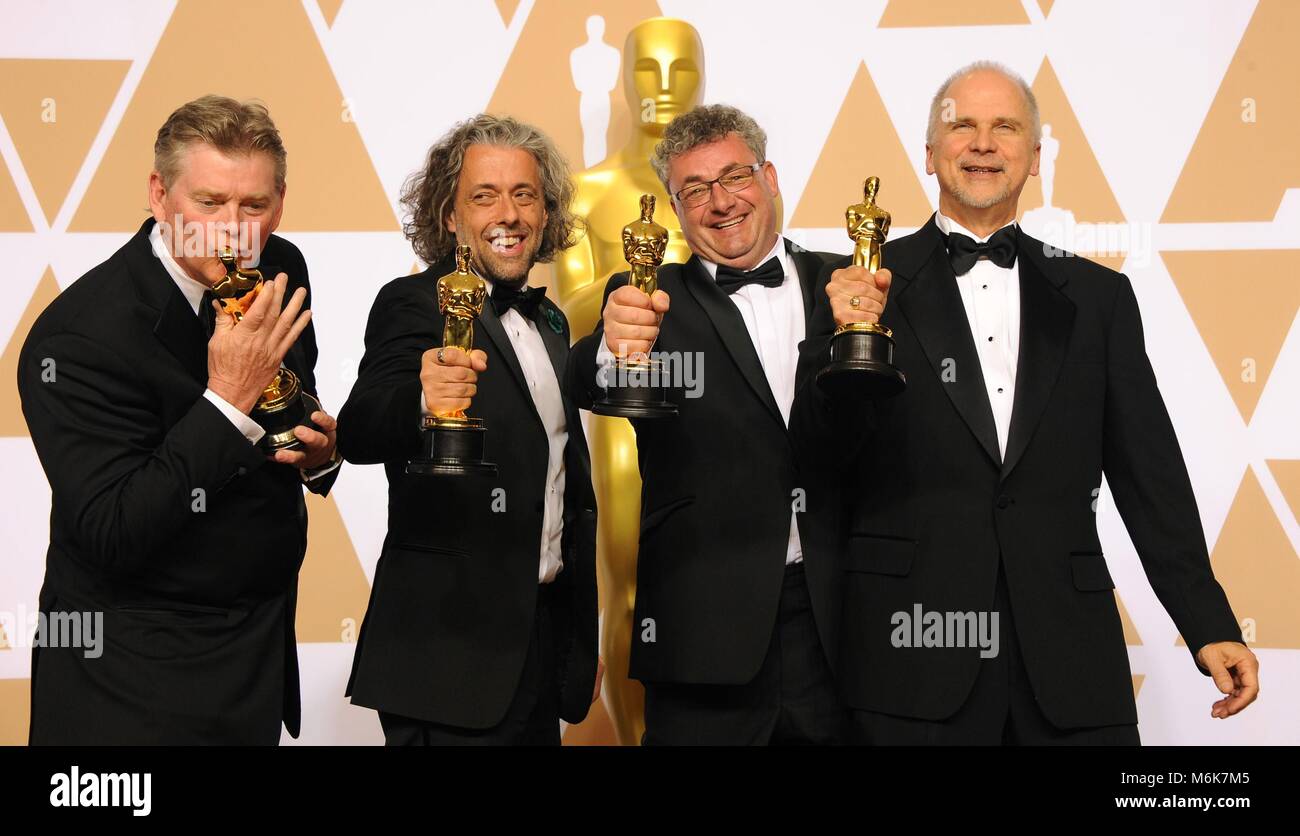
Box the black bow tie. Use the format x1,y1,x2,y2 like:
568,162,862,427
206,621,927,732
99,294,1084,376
946,225,1018,275
491,282,546,319
714,256,785,295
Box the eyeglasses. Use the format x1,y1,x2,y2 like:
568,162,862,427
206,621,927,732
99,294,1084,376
673,163,764,208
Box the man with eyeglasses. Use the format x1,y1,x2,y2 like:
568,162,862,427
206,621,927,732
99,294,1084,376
566,104,847,744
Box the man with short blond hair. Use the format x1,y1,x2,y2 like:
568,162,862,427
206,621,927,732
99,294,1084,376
20,95,338,745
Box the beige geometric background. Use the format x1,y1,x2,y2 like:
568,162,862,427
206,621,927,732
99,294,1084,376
0,0,1296,745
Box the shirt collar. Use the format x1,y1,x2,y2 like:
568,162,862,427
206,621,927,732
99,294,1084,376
700,234,790,282
466,264,528,297
935,210,1017,245
149,222,211,315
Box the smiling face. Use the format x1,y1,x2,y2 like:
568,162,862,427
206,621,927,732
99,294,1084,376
445,144,548,286
926,69,1040,230
666,133,779,270
148,143,284,285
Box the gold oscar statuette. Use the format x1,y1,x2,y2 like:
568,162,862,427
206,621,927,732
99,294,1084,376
212,247,322,451
406,245,497,476
592,194,678,419
816,176,907,398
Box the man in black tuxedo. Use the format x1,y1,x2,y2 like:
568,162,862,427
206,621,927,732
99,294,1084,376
792,62,1259,744
339,114,600,745
567,105,847,744
18,96,340,745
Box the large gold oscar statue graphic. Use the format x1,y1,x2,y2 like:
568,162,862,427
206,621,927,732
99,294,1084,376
553,17,704,745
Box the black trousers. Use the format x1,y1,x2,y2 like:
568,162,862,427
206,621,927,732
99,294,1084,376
642,562,847,745
378,584,561,746
849,565,1141,745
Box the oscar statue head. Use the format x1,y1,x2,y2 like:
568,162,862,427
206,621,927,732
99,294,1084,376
864,175,880,206
624,18,705,134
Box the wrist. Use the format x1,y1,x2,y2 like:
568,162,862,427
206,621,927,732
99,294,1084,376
207,378,259,414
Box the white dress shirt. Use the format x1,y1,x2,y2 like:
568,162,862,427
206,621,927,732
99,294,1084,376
595,234,807,565
935,210,1021,459
421,281,568,584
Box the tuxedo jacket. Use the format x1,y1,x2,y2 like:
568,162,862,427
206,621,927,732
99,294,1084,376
338,255,598,730
791,216,1241,729
566,242,844,686
18,218,335,745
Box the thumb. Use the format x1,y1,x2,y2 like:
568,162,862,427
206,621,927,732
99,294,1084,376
874,268,893,293
211,300,232,332
1203,651,1234,695
469,349,489,372
439,346,471,367
650,289,671,315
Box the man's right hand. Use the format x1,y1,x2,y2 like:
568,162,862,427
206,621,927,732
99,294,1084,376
827,265,891,330
207,273,312,414
603,284,669,359
420,346,488,417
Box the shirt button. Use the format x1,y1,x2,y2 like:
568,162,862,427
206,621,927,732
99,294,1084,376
988,336,994,342
982,284,988,289
997,387,1004,394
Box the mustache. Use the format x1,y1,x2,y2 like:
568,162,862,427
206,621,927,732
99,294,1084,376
485,225,530,237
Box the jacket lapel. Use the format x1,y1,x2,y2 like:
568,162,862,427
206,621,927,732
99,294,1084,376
532,301,593,484
893,218,1002,468
533,301,569,403
474,292,537,411
126,219,208,386
153,293,209,385
788,240,821,330
1001,232,1075,479
679,254,784,428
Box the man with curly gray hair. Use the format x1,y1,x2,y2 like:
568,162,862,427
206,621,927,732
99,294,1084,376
567,104,849,745
338,114,600,745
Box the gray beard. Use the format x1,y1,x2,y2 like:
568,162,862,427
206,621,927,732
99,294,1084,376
949,181,1012,210
471,244,538,288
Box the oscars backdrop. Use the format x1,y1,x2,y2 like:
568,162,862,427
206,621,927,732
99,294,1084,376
0,0,1297,745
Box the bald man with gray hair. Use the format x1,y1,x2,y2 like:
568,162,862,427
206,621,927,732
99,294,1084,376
791,61,1257,745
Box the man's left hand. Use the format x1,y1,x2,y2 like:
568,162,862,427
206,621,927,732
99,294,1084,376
1195,641,1259,718
272,410,338,471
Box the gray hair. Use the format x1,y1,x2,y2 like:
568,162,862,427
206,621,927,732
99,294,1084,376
651,104,767,190
400,113,581,265
926,61,1041,146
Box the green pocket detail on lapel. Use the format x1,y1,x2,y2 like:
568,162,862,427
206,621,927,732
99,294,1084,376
543,306,564,335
